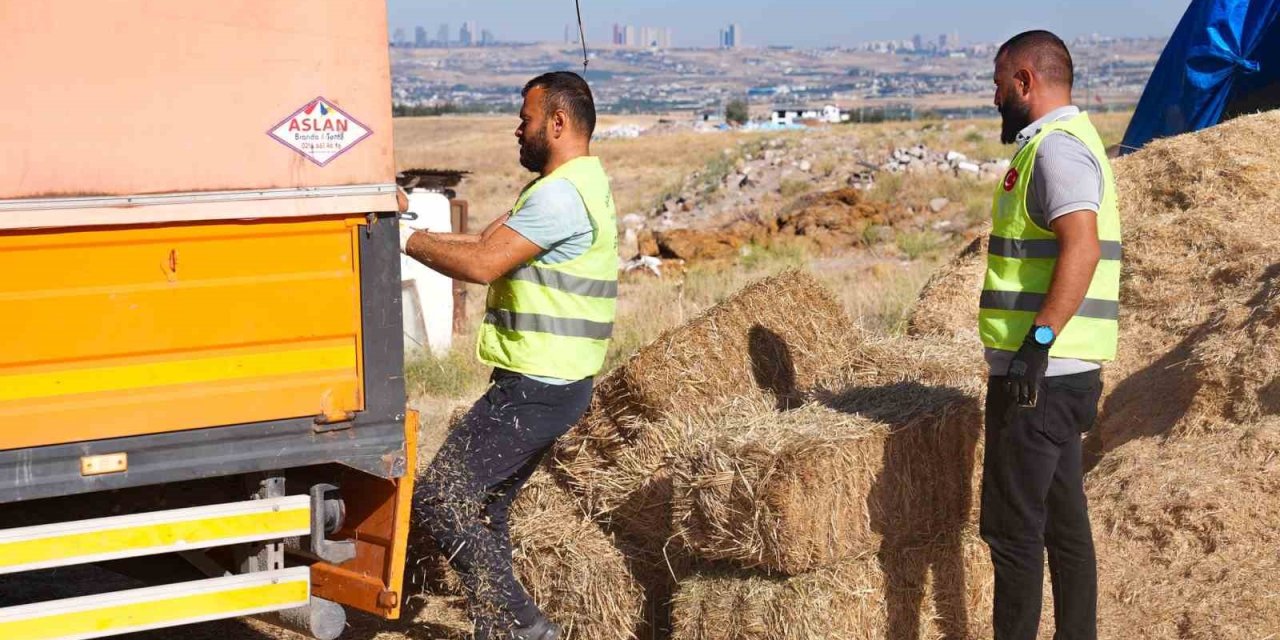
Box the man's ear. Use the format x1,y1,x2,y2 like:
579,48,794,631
552,110,567,139
1014,68,1033,98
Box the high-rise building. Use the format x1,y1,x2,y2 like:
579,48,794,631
938,33,948,51
613,24,624,46
480,29,494,46
659,28,673,49
912,34,924,52
624,25,637,47
459,21,476,47
414,26,428,48
392,28,407,47
437,24,450,46
720,23,741,49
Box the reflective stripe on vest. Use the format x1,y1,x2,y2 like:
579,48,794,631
978,112,1122,362
484,309,614,340
505,264,619,299
476,156,619,380
988,236,1124,261
979,291,1120,321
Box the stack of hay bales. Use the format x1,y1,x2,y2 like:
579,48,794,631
551,270,870,637
907,110,1280,636
550,270,991,638
663,335,990,640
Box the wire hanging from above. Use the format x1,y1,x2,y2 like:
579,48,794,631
574,0,588,75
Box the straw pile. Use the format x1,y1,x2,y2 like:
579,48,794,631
670,533,993,640
1089,419,1280,638
1093,110,1280,452
670,340,983,575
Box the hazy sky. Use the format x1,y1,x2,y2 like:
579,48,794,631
386,1,1188,49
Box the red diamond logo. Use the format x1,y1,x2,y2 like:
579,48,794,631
268,97,372,167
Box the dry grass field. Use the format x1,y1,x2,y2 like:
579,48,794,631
396,112,1131,431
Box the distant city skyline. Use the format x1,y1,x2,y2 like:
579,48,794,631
385,1,1185,49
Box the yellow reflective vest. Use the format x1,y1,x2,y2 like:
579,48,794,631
477,156,619,380
979,112,1122,361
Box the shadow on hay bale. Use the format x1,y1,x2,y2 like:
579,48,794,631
748,325,802,411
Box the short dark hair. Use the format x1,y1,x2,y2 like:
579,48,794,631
522,71,597,137
997,30,1074,89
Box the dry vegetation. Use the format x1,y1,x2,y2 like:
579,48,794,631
400,113,1129,433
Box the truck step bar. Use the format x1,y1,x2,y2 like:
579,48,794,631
0,496,311,575
0,567,311,640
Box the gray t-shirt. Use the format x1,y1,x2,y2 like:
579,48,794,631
502,178,595,384
987,108,1105,377
505,178,593,264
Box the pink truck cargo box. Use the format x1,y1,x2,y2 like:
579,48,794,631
0,2,399,230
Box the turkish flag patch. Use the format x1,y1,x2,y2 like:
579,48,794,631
1003,167,1020,192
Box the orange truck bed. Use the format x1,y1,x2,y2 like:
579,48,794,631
0,3,418,636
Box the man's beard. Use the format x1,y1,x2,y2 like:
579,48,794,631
999,93,1033,145
519,129,551,173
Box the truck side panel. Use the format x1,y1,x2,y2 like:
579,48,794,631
0,2,396,228
0,217,366,450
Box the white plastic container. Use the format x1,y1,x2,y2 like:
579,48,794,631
402,190,455,355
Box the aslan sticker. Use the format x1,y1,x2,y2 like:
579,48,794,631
268,97,372,167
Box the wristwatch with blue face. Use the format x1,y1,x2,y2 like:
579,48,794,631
1032,325,1056,347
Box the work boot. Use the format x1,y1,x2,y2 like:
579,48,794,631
510,616,561,640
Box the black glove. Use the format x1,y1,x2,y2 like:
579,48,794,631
1006,330,1051,407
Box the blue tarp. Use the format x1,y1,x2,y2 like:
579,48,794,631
1121,0,1280,153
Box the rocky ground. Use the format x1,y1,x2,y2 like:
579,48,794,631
617,124,1009,269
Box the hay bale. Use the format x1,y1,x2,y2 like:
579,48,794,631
670,389,977,576
671,337,983,575
600,269,857,421
407,405,643,640
906,234,986,347
670,534,993,640
552,270,859,531
1088,419,1280,638
508,476,645,640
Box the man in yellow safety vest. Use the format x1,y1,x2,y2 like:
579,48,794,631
978,31,1121,640
401,71,617,640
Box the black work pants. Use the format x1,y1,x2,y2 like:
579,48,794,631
980,369,1102,640
417,369,593,639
